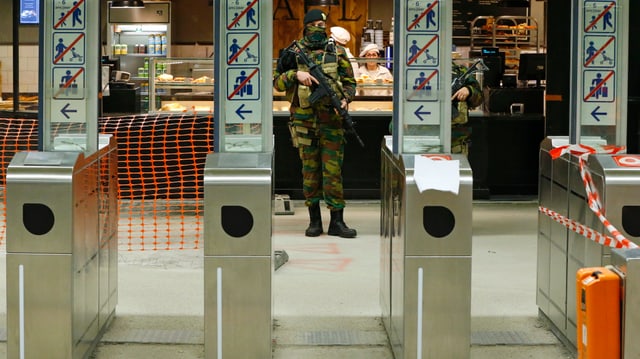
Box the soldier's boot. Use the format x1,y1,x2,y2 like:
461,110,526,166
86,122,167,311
327,209,357,238
305,202,323,237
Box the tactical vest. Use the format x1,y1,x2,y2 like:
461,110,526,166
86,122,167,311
296,47,343,108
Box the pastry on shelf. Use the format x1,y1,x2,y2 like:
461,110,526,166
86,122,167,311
191,76,212,84
160,102,186,112
156,73,174,82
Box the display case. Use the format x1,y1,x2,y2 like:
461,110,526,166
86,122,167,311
148,58,215,114
469,16,540,69
148,57,395,115
107,2,172,112
273,56,394,116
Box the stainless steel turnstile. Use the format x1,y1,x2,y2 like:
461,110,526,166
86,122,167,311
538,137,640,347
6,137,119,359
381,142,473,358
203,152,273,358
612,248,640,358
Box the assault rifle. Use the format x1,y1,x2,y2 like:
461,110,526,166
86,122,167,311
451,58,489,93
289,41,365,147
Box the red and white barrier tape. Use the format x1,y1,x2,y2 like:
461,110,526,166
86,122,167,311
541,143,638,249
548,143,625,160
539,206,637,249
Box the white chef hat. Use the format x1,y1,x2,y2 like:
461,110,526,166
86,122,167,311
330,26,351,45
359,43,380,57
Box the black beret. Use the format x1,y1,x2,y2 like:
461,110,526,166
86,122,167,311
304,9,326,25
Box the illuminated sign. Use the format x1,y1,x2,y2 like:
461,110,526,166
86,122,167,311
20,0,40,24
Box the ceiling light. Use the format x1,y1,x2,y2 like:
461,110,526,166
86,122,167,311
111,0,145,8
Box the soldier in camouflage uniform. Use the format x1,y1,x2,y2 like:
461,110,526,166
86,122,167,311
451,62,483,154
273,9,357,238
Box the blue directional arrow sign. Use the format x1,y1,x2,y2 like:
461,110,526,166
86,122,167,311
60,103,78,119
414,105,431,121
235,103,252,120
405,102,440,125
590,105,607,122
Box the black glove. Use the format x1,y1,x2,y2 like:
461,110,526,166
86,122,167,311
276,48,296,73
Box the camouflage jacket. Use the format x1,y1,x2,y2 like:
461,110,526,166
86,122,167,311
273,39,356,111
452,62,483,108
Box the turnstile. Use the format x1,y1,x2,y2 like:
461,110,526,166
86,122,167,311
538,137,640,347
5,137,119,359
203,152,273,358
381,141,473,358
611,248,640,358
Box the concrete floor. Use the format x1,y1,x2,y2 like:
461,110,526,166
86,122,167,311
0,201,576,358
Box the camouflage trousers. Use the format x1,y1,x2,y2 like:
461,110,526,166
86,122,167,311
295,124,346,210
451,124,471,155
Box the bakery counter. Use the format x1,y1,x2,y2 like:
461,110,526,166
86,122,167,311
273,100,392,117
275,110,544,201
273,111,391,200
466,113,545,199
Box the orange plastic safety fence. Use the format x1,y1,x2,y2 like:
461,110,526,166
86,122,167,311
0,118,39,244
0,114,214,251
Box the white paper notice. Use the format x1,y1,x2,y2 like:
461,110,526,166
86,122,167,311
413,155,460,194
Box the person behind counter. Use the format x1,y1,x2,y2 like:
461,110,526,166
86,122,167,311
355,43,393,82
330,26,358,73
272,9,358,239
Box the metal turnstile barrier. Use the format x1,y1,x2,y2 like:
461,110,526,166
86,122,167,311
6,136,119,359
381,141,473,358
538,137,640,347
611,248,640,358
203,152,273,358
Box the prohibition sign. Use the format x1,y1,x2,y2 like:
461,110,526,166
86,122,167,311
584,70,614,101
407,0,439,31
53,67,84,99
584,1,615,33
407,34,439,66
584,36,615,67
413,70,437,91
54,0,85,30
613,155,640,167
227,33,260,65
53,32,85,64
407,69,438,101
227,68,260,100
227,0,259,30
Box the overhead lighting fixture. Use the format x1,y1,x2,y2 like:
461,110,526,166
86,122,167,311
304,0,340,6
111,0,145,8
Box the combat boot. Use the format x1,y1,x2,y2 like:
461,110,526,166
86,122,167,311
305,202,323,237
327,209,357,238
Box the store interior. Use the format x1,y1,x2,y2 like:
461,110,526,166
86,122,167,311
1,1,639,201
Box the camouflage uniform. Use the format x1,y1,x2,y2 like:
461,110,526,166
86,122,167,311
451,62,483,154
273,39,356,210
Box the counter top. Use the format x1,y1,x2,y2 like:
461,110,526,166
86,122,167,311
273,100,393,117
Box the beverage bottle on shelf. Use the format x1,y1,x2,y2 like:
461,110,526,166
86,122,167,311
364,19,374,50
148,35,156,55
389,17,394,46
154,34,162,55
374,20,384,49
385,17,394,71
160,34,168,55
